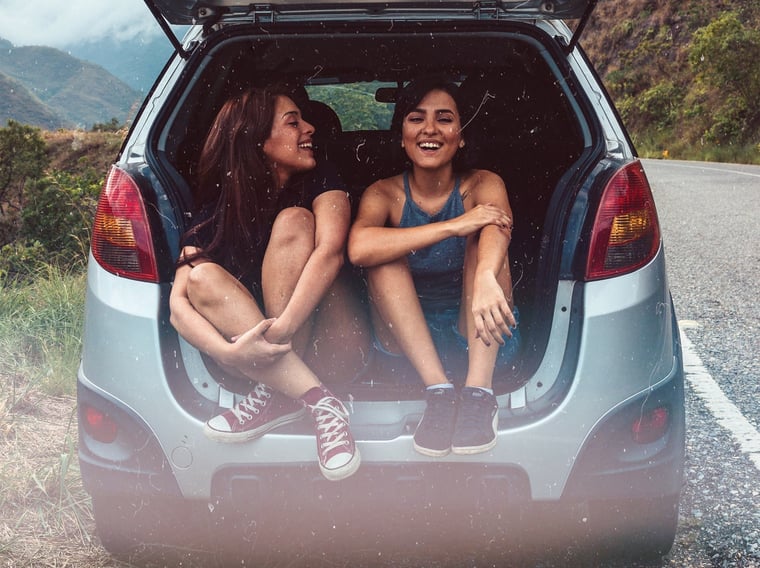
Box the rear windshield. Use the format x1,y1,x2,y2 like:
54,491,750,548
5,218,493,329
306,82,395,131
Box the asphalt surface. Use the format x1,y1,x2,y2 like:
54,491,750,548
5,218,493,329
642,159,760,568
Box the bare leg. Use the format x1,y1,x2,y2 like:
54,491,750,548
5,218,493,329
261,207,316,355
186,261,321,399
460,235,514,389
306,267,371,383
263,207,371,382
367,257,449,387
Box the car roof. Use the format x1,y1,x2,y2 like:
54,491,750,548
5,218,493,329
145,0,595,26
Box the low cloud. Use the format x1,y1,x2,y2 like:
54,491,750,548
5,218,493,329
0,0,159,48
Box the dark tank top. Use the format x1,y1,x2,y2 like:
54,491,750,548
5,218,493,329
399,171,466,312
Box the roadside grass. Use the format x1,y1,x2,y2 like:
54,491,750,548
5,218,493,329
0,265,122,566
0,265,86,399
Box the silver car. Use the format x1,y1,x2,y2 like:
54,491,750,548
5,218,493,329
78,0,685,564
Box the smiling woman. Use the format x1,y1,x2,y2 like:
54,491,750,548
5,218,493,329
348,74,520,457
169,85,370,482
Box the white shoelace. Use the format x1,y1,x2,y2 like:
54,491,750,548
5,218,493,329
232,383,272,424
310,398,350,454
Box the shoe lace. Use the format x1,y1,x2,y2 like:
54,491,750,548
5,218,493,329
309,397,350,455
232,383,272,424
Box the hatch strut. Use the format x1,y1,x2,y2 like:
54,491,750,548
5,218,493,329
565,0,598,54
144,0,191,59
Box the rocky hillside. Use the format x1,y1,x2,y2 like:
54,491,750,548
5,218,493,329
0,39,140,130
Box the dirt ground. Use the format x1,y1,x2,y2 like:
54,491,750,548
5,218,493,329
0,385,124,567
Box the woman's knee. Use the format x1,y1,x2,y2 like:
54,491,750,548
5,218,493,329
269,207,315,249
366,256,405,283
186,262,237,307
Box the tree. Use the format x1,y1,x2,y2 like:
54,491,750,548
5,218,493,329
0,120,49,226
688,12,760,143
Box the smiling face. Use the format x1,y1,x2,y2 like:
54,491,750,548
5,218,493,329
263,95,316,187
401,88,463,173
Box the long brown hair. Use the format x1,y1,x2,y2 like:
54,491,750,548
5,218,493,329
180,86,290,286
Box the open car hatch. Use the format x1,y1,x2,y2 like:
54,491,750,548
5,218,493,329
144,0,597,57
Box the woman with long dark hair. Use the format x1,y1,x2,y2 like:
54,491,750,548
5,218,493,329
348,75,520,458
170,86,367,481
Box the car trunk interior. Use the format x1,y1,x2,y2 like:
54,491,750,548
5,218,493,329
155,22,589,400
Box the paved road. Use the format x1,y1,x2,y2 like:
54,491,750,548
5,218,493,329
642,159,760,567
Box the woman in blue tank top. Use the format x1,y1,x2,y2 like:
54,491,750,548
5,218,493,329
349,74,520,457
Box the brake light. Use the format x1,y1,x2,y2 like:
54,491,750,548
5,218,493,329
631,406,669,444
91,166,159,282
82,404,119,444
585,161,660,280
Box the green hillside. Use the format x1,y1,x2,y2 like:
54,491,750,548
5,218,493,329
583,0,760,161
0,73,64,130
0,38,141,129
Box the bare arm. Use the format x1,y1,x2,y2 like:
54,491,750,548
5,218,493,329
468,171,517,345
265,189,350,343
348,180,511,267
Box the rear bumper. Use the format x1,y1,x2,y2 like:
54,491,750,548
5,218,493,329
78,348,684,509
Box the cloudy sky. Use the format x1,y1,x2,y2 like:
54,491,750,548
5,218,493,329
0,0,160,47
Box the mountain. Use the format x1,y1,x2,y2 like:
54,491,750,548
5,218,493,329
66,35,175,93
0,38,141,130
0,72,65,130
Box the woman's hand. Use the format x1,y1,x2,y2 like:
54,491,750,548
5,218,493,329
263,316,294,346
471,270,516,347
450,204,512,238
224,318,292,368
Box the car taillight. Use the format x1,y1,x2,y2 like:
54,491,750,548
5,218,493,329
91,166,159,282
631,406,670,444
585,161,660,280
82,404,119,444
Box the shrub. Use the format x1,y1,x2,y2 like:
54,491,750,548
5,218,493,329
689,12,760,144
0,121,49,240
0,171,100,279
635,81,683,131
91,118,122,133
20,171,100,265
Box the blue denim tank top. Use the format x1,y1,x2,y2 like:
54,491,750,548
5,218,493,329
399,171,466,312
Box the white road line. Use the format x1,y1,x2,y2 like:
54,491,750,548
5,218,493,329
651,160,760,179
679,322,760,472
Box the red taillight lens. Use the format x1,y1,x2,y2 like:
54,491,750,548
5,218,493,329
586,161,661,280
91,166,159,282
82,405,119,444
631,407,669,444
